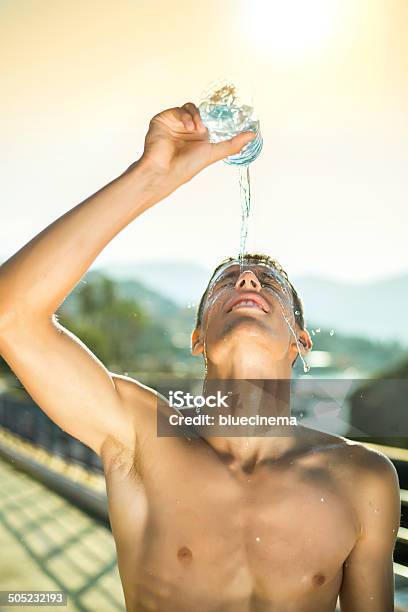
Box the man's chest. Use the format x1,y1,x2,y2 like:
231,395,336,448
105,446,358,604
147,474,355,572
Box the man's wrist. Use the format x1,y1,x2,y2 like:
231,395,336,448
124,156,170,210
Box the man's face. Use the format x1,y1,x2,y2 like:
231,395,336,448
192,260,306,367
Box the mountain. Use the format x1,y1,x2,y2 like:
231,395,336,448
293,275,408,344
84,269,197,345
52,266,406,378
100,261,211,307
97,261,408,344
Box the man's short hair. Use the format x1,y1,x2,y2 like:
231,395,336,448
195,253,305,330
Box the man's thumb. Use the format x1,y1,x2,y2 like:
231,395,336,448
211,131,256,163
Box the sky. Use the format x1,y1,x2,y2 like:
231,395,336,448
1,0,407,283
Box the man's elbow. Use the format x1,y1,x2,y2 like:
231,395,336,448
0,302,37,349
0,304,18,338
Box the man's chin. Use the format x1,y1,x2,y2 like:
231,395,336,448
208,317,275,351
224,315,270,337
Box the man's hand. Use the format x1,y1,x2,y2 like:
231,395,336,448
139,102,256,198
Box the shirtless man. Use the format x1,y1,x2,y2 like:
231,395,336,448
0,102,401,611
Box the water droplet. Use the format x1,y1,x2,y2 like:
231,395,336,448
320,497,325,502
255,537,261,542
330,329,335,336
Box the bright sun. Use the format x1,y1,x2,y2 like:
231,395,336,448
243,0,343,62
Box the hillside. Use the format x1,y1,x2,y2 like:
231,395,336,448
99,260,408,345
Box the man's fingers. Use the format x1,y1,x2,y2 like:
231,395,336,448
150,107,194,132
152,104,206,134
165,107,194,131
210,131,256,163
182,102,207,133
179,109,195,131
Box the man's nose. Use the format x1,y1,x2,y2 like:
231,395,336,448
235,270,262,291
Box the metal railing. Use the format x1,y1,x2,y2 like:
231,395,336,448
0,393,102,472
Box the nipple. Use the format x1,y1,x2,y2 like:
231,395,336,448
313,573,326,586
177,546,193,563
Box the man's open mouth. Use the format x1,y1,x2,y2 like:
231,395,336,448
227,295,269,313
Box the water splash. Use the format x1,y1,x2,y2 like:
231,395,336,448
276,297,310,373
198,81,263,166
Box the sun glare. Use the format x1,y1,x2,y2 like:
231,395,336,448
242,0,343,62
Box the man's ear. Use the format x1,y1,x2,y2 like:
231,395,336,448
298,329,313,353
290,328,313,358
191,327,204,356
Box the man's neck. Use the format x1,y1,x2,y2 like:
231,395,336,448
201,376,297,467
203,433,300,469
205,353,292,381
203,377,291,416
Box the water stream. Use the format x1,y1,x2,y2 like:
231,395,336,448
238,165,251,271
236,165,309,373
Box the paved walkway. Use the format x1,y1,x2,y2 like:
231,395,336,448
0,458,125,611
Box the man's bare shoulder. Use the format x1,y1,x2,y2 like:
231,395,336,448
307,429,400,511
339,434,396,472
338,438,400,504
302,427,399,482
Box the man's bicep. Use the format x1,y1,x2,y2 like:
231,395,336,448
340,542,394,611
339,451,400,611
0,316,137,455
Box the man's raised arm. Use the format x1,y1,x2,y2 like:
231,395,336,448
0,103,255,455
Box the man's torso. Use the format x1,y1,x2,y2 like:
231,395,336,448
100,392,365,612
